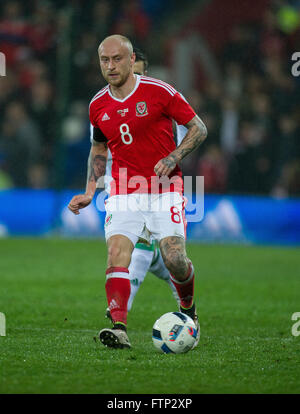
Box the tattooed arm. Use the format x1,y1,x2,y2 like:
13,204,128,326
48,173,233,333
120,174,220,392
68,140,107,215
154,115,207,177
86,141,108,197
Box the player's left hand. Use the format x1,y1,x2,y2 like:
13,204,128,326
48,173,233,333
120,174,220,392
154,154,177,177
68,193,93,215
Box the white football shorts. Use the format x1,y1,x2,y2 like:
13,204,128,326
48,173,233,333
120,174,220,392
104,192,187,246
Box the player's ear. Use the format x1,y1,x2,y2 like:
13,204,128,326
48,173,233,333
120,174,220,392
131,52,136,65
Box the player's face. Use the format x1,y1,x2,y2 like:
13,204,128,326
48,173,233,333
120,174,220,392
99,40,135,87
133,61,146,76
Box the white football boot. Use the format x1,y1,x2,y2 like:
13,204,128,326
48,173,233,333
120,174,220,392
99,328,131,349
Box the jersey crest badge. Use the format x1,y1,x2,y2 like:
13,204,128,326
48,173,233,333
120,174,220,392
136,101,148,117
105,213,112,227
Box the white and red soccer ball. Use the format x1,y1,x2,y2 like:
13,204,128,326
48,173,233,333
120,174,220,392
152,312,198,354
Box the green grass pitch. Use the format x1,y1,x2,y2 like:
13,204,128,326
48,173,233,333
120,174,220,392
0,238,299,394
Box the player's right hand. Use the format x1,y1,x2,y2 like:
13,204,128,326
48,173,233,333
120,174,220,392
68,194,93,215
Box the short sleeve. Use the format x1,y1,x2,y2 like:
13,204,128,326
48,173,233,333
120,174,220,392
89,101,107,143
89,100,97,129
165,92,196,126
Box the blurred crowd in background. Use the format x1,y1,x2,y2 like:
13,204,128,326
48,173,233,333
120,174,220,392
0,0,299,197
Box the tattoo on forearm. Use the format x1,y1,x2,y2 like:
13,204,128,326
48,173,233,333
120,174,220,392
162,155,177,169
87,154,107,183
86,140,107,186
172,116,207,162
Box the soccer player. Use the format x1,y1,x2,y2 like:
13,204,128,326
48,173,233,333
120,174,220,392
99,48,180,319
68,35,207,349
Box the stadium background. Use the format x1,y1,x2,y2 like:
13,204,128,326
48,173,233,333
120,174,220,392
1,0,300,396
0,0,300,244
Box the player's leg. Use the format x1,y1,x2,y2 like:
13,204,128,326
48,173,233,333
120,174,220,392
127,242,155,311
159,235,200,347
99,194,144,348
149,243,180,306
106,234,134,324
99,234,135,348
105,241,155,322
147,192,200,347
159,236,194,306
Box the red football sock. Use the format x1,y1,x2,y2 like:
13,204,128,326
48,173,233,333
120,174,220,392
105,267,131,326
170,262,195,309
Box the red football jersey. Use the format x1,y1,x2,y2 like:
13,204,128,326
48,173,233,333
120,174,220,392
89,75,196,195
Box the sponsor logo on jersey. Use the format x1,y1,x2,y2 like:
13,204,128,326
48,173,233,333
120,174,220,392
101,113,110,121
136,101,148,117
117,108,129,117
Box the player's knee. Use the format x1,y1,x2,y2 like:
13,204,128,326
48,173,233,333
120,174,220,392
107,244,129,267
107,244,120,262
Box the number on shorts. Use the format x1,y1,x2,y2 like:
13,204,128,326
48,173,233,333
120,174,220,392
120,123,133,145
170,206,181,224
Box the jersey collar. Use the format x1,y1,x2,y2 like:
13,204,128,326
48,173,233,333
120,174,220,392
107,74,140,103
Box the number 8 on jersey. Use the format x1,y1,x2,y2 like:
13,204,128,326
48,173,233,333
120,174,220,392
120,123,133,145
